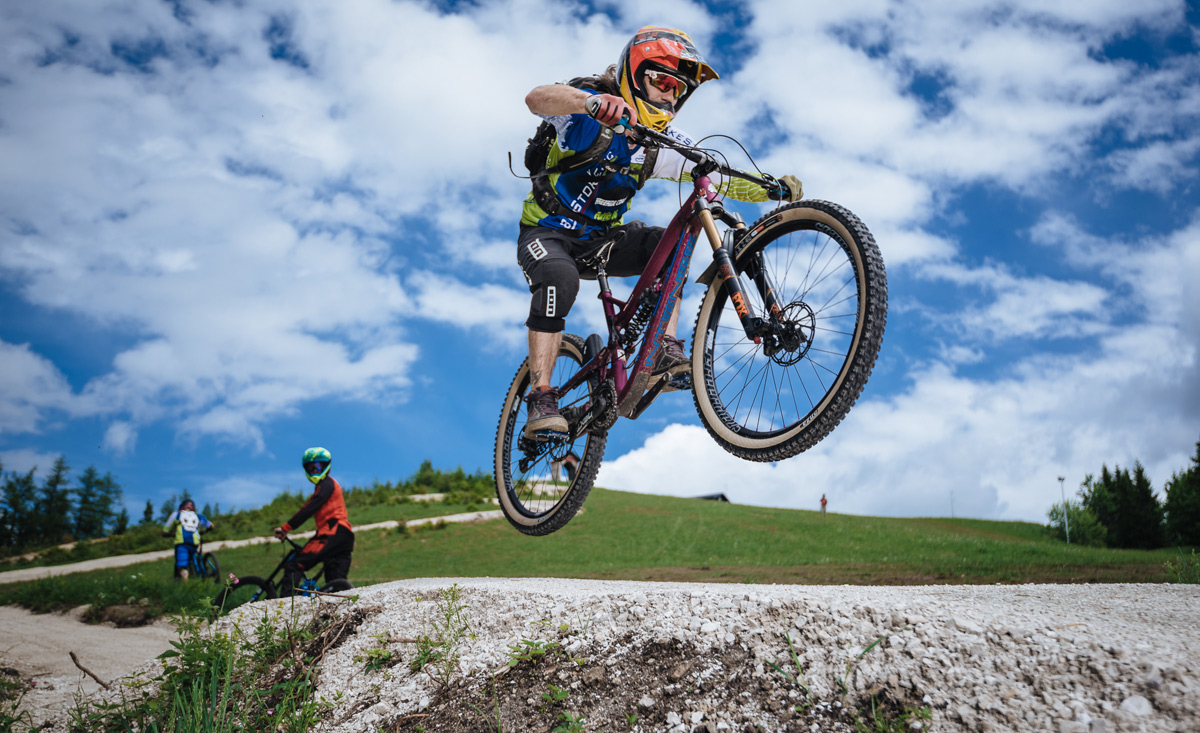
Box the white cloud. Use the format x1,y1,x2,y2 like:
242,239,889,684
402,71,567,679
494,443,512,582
0,341,75,433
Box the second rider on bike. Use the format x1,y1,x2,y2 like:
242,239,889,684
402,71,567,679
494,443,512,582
517,25,804,440
272,447,355,596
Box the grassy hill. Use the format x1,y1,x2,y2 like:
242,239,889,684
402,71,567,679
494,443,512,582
0,487,1182,621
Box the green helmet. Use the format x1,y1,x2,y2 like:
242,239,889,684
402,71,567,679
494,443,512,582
302,447,332,485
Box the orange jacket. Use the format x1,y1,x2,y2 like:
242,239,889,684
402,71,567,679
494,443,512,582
282,476,353,537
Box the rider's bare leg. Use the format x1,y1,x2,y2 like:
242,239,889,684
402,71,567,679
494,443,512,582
178,568,189,581
528,329,562,390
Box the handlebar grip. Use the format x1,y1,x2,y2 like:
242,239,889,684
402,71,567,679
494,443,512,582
762,175,786,201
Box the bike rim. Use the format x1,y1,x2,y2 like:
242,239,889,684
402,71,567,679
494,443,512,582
705,222,864,438
500,344,596,520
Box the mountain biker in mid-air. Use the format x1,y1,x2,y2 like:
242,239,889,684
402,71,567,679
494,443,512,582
162,498,214,580
272,447,355,596
517,24,805,441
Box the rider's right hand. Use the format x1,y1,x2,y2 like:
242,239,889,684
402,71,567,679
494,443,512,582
585,94,637,130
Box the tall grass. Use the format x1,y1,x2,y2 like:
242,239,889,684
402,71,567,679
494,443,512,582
68,599,355,732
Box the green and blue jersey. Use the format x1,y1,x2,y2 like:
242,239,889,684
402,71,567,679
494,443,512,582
520,89,778,239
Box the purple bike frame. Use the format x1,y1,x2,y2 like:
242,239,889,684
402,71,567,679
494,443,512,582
558,173,724,413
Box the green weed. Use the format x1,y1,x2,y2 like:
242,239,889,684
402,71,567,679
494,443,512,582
411,584,474,691
355,633,396,673
1164,548,1200,583
838,629,907,700
767,632,814,711
854,695,932,732
541,684,569,706
0,665,32,733
505,638,561,667
552,711,586,733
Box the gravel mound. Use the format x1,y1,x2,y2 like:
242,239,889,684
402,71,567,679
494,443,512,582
266,578,1200,732
52,578,1200,731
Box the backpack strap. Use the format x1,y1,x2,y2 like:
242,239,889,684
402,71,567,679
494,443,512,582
636,145,659,190
531,125,616,228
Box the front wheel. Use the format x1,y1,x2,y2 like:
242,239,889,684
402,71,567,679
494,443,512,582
494,332,607,535
214,575,275,613
199,553,220,583
692,200,887,461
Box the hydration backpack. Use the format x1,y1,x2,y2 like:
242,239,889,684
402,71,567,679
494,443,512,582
524,76,658,228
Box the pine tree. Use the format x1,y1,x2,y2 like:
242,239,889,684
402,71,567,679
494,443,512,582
141,499,155,525
1117,462,1165,549
97,472,122,535
73,466,105,540
114,508,130,535
1,466,38,550
36,456,74,545
1165,438,1200,546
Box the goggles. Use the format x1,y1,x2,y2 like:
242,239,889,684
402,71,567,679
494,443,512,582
304,461,329,476
644,69,688,98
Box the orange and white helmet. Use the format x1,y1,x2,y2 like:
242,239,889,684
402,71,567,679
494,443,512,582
618,26,719,132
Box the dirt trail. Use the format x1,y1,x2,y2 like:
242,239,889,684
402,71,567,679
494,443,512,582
0,605,177,727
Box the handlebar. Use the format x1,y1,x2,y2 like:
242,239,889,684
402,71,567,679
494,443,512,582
618,121,789,200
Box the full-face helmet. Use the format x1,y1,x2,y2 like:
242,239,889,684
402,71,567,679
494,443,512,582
302,447,332,485
617,25,719,132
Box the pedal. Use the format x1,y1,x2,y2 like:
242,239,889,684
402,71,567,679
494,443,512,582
528,429,570,443
664,373,693,392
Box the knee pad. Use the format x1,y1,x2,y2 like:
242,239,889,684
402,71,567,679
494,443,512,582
526,257,580,332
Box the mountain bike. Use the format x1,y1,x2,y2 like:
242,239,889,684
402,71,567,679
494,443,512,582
186,536,220,582
494,122,888,536
165,530,219,581
214,537,354,611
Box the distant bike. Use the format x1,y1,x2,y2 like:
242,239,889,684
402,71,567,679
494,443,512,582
495,122,888,536
214,537,354,611
186,536,220,582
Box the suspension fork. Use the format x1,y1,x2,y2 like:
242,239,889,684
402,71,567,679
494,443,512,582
741,251,785,321
696,198,771,342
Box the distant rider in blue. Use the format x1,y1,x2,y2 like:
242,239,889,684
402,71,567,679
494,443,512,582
517,25,803,440
162,498,214,580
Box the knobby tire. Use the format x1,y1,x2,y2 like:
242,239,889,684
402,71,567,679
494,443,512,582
214,575,275,612
691,200,887,460
494,333,606,535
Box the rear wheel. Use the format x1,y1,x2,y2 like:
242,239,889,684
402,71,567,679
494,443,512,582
692,200,887,460
214,575,275,613
494,333,607,535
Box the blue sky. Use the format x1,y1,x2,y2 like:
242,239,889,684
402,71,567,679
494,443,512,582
1,0,1198,525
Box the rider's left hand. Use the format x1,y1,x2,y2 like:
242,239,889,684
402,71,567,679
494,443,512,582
273,526,287,540
775,174,803,202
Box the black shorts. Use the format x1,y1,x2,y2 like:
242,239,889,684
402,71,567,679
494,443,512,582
286,524,354,583
517,221,664,332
